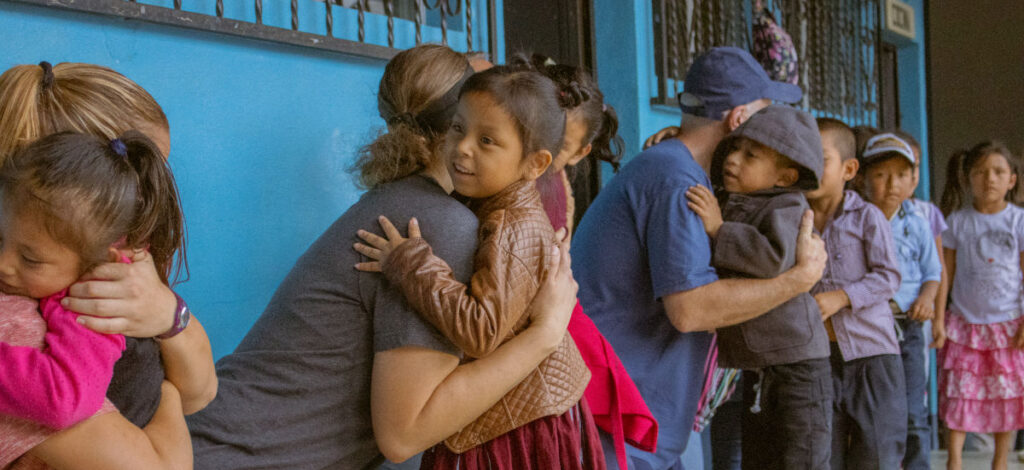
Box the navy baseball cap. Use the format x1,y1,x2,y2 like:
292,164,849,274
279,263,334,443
678,46,803,120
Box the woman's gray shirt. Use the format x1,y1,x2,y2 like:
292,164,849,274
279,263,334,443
187,175,478,470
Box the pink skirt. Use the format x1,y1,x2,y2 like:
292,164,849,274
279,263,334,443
938,313,1024,432
420,398,606,470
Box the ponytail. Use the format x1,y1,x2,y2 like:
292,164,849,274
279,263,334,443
939,149,967,216
116,130,187,285
353,123,434,189
510,53,624,176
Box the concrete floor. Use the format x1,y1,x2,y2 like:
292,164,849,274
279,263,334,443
931,451,1024,469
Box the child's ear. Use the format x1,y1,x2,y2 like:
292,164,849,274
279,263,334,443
841,158,860,182
724,105,747,131
567,143,593,167
523,150,553,181
777,168,800,187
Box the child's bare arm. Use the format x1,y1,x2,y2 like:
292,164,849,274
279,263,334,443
932,248,956,349
28,381,191,470
356,216,541,358
815,290,850,320
908,281,940,321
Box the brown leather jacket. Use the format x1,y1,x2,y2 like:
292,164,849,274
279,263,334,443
382,179,590,453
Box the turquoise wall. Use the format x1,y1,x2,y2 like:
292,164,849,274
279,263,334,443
0,0,496,360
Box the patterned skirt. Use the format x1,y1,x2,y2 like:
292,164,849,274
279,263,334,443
938,313,1024,432
420,398,606,470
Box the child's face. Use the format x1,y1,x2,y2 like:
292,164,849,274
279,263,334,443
0,208,81,299
863,157,914,213
806,132,857,201
446,91,546,198
550,112,591,173
720,139,796,193
969,152,1017,206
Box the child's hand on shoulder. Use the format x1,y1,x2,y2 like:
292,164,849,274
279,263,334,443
354,216,420,272
908,296,935,322
814,290,850,320
685,185,722,238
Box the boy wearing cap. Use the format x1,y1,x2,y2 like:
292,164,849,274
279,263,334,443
572,47,827,470
808,118,906,470
857,133,940,470
686,105,832,469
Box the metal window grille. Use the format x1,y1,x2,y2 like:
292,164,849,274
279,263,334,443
6,0,497,61
652,0,881,126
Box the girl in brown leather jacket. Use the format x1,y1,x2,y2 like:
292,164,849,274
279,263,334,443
355,66,601,469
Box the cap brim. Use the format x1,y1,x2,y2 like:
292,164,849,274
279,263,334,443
765,81,803,104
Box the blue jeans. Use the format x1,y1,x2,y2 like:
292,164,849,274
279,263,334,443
898,319,931,470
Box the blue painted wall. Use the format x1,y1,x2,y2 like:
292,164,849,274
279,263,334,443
0,0,496,360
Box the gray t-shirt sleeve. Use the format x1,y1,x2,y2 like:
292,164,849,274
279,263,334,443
370,205,478,356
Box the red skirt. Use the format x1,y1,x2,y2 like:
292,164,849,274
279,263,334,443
420,398,606,470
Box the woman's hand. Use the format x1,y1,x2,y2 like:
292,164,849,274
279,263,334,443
526,235,577,350
62,249,176,337
643,126,681,149
354,216,419,272
685,185,723,237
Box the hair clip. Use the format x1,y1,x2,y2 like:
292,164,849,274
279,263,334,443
109,138,128,158
38,61,55,90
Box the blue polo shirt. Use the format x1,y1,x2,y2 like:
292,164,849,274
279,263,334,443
572,139,717,469
892,200,942,312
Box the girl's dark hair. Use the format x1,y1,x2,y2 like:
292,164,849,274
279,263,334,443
353,44,470,189
0,131,186,284
940,140,1021,215
460,65,567,159
509,54,624,177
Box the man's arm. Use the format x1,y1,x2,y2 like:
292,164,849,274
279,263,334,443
663,210,826,332
371,240,576,462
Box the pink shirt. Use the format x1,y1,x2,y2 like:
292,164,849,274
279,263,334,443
0,292,123,469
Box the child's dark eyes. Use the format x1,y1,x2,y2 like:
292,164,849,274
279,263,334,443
480,135,495,146
20,254,41,266
450,122,465,134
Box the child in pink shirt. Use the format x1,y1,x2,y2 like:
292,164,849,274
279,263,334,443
0,130,185,443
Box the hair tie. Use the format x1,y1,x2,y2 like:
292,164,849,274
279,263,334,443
109,138,128,158
38,61,55,90
386,112,419,130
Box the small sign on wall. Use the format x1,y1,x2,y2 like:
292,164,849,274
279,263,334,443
885,0,916,40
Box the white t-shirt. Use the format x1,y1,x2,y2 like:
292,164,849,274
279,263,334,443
944,204,1024,324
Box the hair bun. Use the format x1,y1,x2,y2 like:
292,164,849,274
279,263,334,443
558,81,590,108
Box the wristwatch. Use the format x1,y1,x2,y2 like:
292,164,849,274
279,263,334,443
157,291,191,339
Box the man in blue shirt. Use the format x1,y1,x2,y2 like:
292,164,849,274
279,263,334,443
571,47,828,470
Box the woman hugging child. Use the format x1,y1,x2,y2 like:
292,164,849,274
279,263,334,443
355,65,600,469
0,130,188,468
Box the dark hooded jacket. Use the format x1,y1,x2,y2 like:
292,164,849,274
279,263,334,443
710,105,830,369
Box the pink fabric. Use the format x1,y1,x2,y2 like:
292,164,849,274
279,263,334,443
0,291,125,430
0,293,118,468
537,169,658,467
938,313,1024,432
536,171,569,233
570,304,659,462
